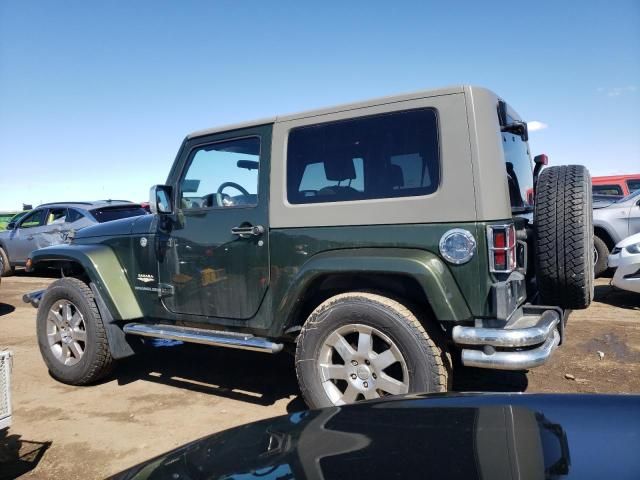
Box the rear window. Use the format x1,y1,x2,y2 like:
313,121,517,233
501,113,534,212
287,108,439,204
626,179,640,193
593,184,623,196
90,206,146,223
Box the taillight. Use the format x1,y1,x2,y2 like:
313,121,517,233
487,224,517,273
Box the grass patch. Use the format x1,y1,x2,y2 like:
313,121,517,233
0,213,19,231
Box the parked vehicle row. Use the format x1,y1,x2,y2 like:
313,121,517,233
0,200,147,276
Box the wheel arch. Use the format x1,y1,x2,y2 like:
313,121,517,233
30,244,142,321
0,240,10,258
593,225,616,250
276,248,472,335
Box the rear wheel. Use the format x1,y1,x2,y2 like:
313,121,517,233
593,235,609,278
37,277,114,385
295,292,447,409
534,165,593,309
0,247,13,277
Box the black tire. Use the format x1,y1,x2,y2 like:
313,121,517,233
593,235,609,278
534,165,594,309
37,277,114,385
295,292,447,409
0,247,13,277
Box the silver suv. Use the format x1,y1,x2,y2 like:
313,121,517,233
0,200,146,276
593,190,640,276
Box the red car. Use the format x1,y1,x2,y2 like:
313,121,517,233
592,174,640,196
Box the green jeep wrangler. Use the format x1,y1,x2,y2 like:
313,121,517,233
25,86,593,408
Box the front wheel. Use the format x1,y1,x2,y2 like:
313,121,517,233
37,277,114,385
593,235,609,278
295,292,448,409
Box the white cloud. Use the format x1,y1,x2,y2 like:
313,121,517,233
527,121,548,132
597,86,637,97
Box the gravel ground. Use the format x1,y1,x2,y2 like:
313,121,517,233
0,274,638,479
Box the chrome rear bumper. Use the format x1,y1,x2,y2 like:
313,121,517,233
452,307,563,370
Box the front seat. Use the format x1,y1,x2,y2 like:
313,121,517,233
317,156,360,200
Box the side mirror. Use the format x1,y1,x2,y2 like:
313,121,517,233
149,185,174,214
6,222,15,230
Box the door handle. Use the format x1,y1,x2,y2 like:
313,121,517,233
27,235,34,240
231,224,265,238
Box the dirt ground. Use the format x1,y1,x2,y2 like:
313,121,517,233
1,274,639,479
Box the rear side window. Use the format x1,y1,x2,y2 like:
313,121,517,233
46,208,67,225
91,206,146,223
66,209,84,223
626,179,640,193
287,109,439,204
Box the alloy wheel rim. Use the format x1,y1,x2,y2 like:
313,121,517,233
47,300,87,366
318,323,409,405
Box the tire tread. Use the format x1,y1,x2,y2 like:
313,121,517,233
295,292,447,408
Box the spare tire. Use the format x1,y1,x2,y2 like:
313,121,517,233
534,165,593,309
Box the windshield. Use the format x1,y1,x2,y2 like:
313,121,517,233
501,112,534,213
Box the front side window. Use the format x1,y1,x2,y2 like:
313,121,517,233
287,109,439,204
180,137,260,209
19,209,46,229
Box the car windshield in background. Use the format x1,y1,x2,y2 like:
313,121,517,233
90,206,147,223
501,118,534,213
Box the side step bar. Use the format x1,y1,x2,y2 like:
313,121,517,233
23,290,45,308
123,323,283,354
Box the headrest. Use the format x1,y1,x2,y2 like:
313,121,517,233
324,157,356,182
390,164,404,188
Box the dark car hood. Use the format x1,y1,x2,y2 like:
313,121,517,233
109,393,640,480
74,214,155,240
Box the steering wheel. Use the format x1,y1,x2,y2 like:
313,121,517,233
217,182,250,196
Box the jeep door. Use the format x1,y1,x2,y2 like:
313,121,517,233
159,125,271,320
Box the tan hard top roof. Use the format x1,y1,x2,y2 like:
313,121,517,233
187,85,467,139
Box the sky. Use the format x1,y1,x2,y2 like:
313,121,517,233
0,1,638,211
